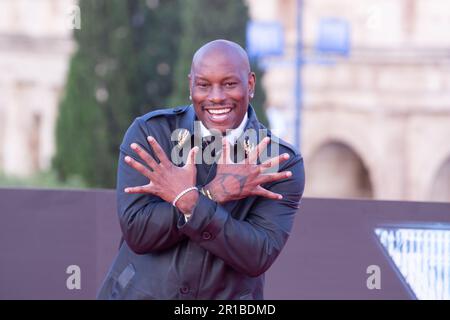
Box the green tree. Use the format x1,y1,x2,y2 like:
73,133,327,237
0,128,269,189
169,0,268,125
53,0,181,188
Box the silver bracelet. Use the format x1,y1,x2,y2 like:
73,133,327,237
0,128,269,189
172,186,198,207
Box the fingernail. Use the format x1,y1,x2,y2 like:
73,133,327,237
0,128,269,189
147,136,154,142
131,143,138,149
124,188,129,193
125,156,131,162
286,171,292,177
278,195,283,200
284,153,290,159
264,137,270,143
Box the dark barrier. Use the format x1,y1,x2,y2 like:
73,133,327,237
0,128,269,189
0,188,449,299
0,188,119,299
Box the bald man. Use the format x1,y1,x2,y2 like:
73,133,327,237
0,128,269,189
97,39,305,300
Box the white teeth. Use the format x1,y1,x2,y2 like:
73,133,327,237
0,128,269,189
207,108,231,115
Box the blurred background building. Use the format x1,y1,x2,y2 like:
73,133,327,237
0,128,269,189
0,0,74,176
0,0,449,202
247,0,450,202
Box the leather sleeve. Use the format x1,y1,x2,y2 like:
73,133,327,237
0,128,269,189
116,117,187,254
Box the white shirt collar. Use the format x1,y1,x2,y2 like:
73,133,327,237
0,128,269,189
199,112,248,144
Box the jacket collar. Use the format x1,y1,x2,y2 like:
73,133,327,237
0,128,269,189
178,104,262,139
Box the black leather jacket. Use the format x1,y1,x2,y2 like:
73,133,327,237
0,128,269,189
97,105,305,299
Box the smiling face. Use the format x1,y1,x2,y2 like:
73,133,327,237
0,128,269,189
189,40,255,134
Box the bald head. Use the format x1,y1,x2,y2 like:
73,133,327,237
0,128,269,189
189,39,256,133
191,39,251,74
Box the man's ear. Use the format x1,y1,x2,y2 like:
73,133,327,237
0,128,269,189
188,73,193,96
248,72,256,97
188,73,192,100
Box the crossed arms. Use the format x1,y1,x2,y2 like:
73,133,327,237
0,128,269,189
116,118,305,277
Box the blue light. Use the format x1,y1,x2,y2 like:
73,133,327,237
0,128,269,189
246,21,284,58
315,17,351,56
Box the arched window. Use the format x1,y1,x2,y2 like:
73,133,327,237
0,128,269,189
306,141,373,199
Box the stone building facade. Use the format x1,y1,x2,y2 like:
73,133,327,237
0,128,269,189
247,0,450,202
0,0,74,176
0,0,449,202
